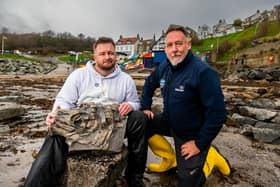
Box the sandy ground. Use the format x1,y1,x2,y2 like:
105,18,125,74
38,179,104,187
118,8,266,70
0,135,44,187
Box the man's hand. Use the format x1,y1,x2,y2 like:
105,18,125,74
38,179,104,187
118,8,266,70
119,102,133,116
181,140,200,160
143,109,154,119
45,112,56,127
45,105,60,127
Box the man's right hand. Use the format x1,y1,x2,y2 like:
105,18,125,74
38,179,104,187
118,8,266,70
143,109,154,119
45,112,56,127
46,105,61,126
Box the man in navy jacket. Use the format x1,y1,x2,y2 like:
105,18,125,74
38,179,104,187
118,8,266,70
141,24,227,187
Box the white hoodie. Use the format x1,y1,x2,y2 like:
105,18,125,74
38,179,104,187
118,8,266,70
52,61,140,112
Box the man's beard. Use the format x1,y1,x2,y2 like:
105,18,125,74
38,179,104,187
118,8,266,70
97,60,115,71
169,59,182,66
168,52,187,66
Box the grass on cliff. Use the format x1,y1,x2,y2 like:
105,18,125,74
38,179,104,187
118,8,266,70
192,21,280,61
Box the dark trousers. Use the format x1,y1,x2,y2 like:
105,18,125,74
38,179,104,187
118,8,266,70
124,111,148,182
24,111,148,187
147,113,208,187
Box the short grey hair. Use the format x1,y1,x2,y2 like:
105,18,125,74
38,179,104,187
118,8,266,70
165,24,190,38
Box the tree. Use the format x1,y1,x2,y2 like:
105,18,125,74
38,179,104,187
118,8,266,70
233,19,242,27
42,30,56,37
78,33,85,40
1,27,9,34
0,31,95,54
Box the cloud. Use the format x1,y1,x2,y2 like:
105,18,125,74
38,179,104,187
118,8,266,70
0,0,278,40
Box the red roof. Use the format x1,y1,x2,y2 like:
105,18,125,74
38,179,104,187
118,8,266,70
117,37,138,45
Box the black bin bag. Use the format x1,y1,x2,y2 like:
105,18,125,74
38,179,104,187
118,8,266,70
24,135,69,187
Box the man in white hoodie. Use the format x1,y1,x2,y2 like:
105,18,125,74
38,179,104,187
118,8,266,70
24,37,148,187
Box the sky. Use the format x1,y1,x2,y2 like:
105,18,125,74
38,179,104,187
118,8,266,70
0,0,279,40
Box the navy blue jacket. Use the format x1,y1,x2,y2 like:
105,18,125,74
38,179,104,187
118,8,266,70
141,51,227,151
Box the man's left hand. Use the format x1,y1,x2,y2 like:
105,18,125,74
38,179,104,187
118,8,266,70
119,102,133,116
181,140,200,160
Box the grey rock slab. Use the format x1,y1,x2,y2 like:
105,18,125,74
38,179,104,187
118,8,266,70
0,102,25,121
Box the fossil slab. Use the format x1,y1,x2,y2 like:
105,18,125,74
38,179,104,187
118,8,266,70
51,102,127,153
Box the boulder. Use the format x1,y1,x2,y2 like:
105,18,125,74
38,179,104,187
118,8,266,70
63,149,127,187
250,98,276,109
239,106,277,121
232,113,257,126
0,102,25,122
252,127,280,143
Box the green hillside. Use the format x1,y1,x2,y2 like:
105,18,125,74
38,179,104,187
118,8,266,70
192,21,280,61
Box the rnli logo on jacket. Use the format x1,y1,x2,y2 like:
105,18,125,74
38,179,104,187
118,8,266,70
175,85,184,92
160,79,165,88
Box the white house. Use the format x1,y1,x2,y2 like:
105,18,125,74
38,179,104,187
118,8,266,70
116,36,139,58
197,24,211,39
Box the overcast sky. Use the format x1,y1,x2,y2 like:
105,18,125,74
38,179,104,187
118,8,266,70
0,0,279,40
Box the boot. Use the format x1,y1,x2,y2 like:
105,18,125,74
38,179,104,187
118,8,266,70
147,134,177,172
203,145,231,178
148,135,231,178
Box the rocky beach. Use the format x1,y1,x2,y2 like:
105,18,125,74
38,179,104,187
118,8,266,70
0,59,279,187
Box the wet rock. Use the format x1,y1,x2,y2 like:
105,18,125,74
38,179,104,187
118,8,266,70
268,68,280,81
0,102,25,122
252,127,280,143
265,73,274,81
275,98,280,109
238,106,277,121
63,149,127,187
226,115,240,127
256,88,268,95
271,114,280,124
250,98,276,109
232,113,257,126
240,125,254,136
255,121,280,130
234,92,259,100
247,70,266,80
0,124,10,134
0,96,25,103
0,142,11,151
0,59,56,75
226,104,238,115
231,98,247,106
251,122,280,143
225,66,280,82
